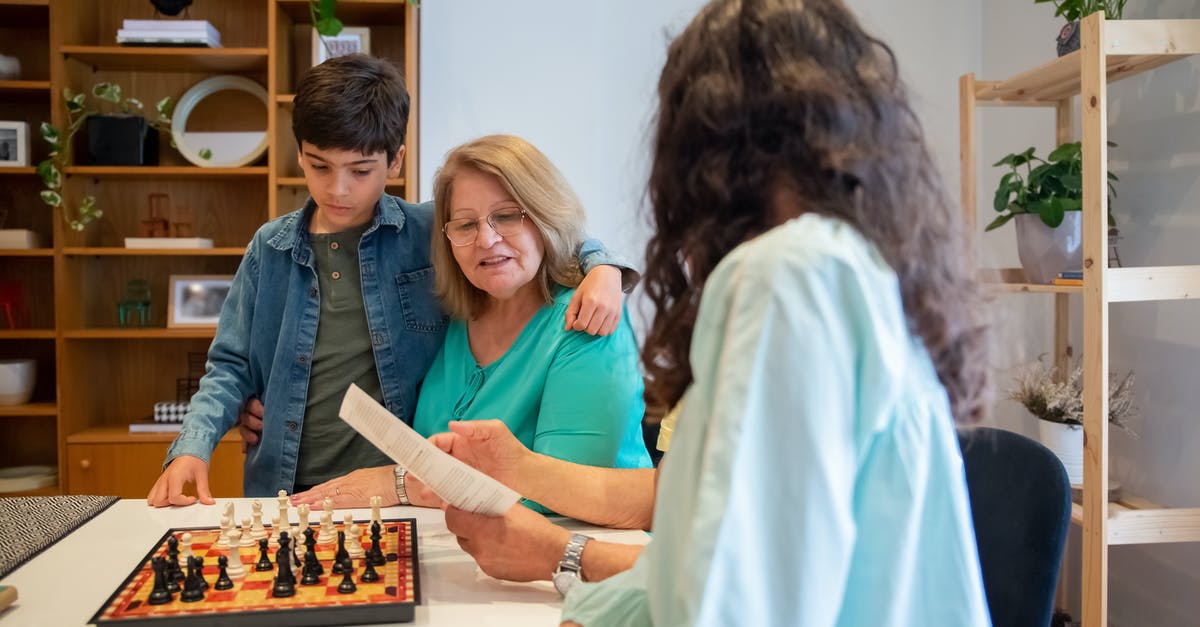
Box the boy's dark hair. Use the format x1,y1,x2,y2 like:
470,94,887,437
292,54,410,164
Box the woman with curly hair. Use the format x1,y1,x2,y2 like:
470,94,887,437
442,0,992,624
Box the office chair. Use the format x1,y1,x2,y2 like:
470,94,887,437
958,427,1072,627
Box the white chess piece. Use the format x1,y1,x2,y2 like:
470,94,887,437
291,523,303,574
297,503,311,531
346,517,365,559
215,514,232,548
277,489,290,528
179,532,193,566
226,530,246,579
250,500,267,540
369,495,382,530
317,510,336,544
239,517,255,547
268,516,281,550
224,500,235,521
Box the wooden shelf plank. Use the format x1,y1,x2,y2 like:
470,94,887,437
62,328,216,340
0,79,51,95
64,244,253,258
0,402,56,416
65,166,268,178
974,20,1200,105
277,176,404,187
68,426,240,444
275,0,408,26
0,167,37,176
0,248,53,256
0,329,55,339
979,267,1082,294
60,45,269,73
1070,493,1200,545
1108,266,1200,302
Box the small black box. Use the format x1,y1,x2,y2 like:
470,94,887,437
86,115,159,166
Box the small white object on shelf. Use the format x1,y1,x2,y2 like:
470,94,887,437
117,19,222,48
0,359,35,406
124,237,214,249
0,465,57,493
0,229,42,249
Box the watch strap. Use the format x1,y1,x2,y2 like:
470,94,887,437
393,465,411,506
556,533,591,579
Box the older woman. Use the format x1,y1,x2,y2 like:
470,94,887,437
293,135,651,510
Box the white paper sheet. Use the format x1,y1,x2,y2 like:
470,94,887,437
338,383,521,516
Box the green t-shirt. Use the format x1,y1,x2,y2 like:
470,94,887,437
295,224,393,485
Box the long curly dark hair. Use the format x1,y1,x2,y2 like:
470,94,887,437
642,0,991,425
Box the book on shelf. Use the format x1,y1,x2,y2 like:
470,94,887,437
124,237,214,249
122,19,218,32
1058,270,1083,280
1053,278,1083,286
128,421,184,433
116,30,222,48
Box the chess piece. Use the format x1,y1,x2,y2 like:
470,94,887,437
317,509,336,544
256,538,273,572
148,556,174,605
214,555,234,590
334,530,350,572
277,489,290,528
337,557,357,594
215,514,232,548
297,503,311,531
193,556,208,591
165,536,185,588
179,532,194,566
304,528,324,576
250,500,267,540
290,524,303,575
368,521,386,566
239,517,255,547
272,533,296,598
268,516,281,551
179,555,205,602
226,531,246,579
346,518,365,559
370,495,382,529
359,555,380,583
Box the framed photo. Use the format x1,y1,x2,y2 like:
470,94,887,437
312,26,371,66
0,121,29,167
167,275,234,328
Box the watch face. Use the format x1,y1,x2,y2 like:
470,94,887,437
553,570,579,596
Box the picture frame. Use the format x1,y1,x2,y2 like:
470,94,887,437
312,26,371,66
0,121,29,167
167,275,234,328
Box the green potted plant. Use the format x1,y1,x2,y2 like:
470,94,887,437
1034,0,1128,56
38,83,176,231
986,141,1118,284
1008,358,1137,485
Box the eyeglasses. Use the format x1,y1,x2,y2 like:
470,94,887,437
443,207,528,247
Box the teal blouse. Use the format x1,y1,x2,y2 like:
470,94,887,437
413,287,651,511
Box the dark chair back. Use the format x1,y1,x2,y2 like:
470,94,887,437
958,427,1071,627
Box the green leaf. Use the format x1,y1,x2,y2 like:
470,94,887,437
126,97,144,110
993,183,1012,212
37,161,61,189
199,148,212,160
40,190,62,207
40,122,60,144
93,82,121,103
1047,141,1081,163
315,17,344,37
984,213,1016,232
156,97,174,120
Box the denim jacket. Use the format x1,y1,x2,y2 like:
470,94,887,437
165,194,636,496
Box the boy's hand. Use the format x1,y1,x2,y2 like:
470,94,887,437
239,397,265,452
566,265,623,336
146,455,214,508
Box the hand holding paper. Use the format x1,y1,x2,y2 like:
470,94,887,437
338,384,521,516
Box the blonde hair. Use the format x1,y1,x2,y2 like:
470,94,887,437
432,134,585,319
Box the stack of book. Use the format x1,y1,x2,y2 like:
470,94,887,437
116,19,222,48
1053,270,1083,286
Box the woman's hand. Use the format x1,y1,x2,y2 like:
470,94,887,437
429,420,532,490
566,265,623,336
444,502,571,582
290,465,396,509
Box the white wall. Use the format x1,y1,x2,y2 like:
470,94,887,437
978,3,1200,624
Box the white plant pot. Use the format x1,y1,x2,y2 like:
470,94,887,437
1015,212,1082,285
1038,419,1083,485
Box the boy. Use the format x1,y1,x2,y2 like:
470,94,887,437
146,55,632,507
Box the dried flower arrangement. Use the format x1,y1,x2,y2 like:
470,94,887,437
1008,357,1138,436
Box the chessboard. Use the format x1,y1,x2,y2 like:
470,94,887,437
89,518,419,626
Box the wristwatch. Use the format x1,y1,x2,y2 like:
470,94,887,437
393,465,411,506
552,533,592,597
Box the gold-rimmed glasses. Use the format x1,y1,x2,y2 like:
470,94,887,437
443,207,528,246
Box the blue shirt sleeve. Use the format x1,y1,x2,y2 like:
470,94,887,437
579,237,641,293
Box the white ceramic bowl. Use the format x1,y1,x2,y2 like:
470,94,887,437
0,358,36,405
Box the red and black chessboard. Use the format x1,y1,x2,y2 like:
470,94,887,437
89,518,419,626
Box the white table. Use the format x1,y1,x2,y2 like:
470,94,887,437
0,498,649,626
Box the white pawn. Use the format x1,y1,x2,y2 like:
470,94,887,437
215,514,232,548
370,495,382,530
277,489,290,528
239,517,255,547
317,509,336,544
268,516,281,551
178,532,194,566
226,530,246,579
250,500,268,540
345,515,365,559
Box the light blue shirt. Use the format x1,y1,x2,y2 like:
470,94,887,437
562,215,989,626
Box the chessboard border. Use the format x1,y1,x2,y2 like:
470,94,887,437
89,518,421,627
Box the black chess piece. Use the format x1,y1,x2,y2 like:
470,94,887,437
148,556,174,605
368,521,386,566
359,555,380,583
304,528,323,576
337,557,357,594
272,534,296,598
214,555,234,590
300,550,321,586
332,530,350,574
256,538,273,572
193,556,208,591
166,536,186,585
179,555,205,602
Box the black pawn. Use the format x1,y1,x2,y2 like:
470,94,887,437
148,556,174,605
214,555,234,590
304,528,323,576
255,538,273,572
300,550,321,586
179,555,205,602
337,557,357,594
359,555,380,583
193,556,209,591
166,536,185,585
368,522,386,566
